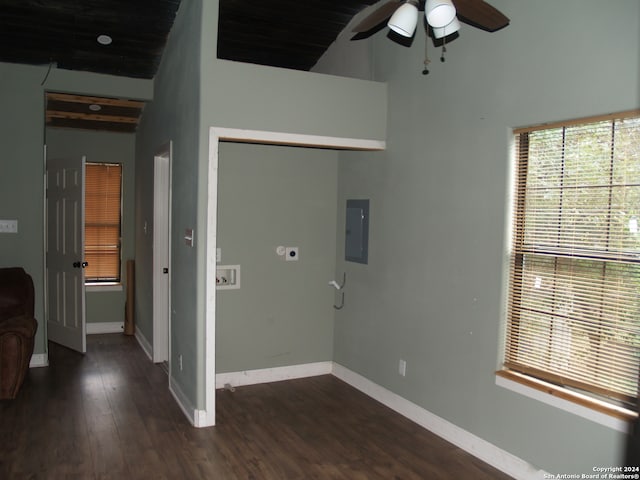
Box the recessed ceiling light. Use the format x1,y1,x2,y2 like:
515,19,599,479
97,34,112,45
89,104,102,112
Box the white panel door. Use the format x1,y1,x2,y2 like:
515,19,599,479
46,156,86,353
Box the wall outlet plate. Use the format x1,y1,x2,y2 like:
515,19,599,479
0,219,18,233
216,265,241,290
399,359,407,377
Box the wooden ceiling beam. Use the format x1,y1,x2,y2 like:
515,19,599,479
47,93,145,109
46,111,139,124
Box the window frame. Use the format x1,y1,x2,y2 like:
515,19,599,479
499,110,640,424
84,162,123,285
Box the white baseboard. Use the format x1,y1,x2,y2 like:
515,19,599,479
332,363,547,480
169,375,213,427
192,359,545,478
135,328,153,361
215,361,333,389
86,322,124,334
29,353,48,368
137,328,214,426
194,362,551,480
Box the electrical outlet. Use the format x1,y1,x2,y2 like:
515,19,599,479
399,359,407,377
0,219,18,233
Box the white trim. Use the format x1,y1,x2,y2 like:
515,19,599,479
332,363,548,480
42,145,48,366
210,360,547,479
215,361,333,389
135,328,153,361
86,283,123,292
495,374,631,433
29,353,49,368
211,127,386,151
205,126,386,428
205,129,219,428
169,375,209,426
152,142,172,364
193,409,212,427
86,322,124,334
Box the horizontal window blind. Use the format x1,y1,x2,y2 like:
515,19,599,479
506,111,640,408
85,163,122,282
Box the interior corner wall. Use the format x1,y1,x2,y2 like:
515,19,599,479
318,0,640,475
134,0,202,404
45,128,136,326
192,0,388,410
0,62,151,357
215,142,338,373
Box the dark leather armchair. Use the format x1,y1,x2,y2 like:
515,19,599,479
0,267,38,399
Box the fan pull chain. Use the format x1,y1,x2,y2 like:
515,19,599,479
440,36,447,63
422,32,431,75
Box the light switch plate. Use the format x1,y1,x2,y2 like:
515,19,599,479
184,228,194,247
0,220,18,233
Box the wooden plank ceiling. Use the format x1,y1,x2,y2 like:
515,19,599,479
2,0,378,132
46,93,144,133
0,0,181,79
217,0,379,71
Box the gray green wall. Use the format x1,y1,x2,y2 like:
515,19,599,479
134,0,387,408
216,142,338,372
316,0,640,475
0,62,151,356
45,128,136,326
4,0,636,475
134,0,203,401
0,64,46,353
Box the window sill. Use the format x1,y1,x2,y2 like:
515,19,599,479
86,283,123,293
495,369,637,433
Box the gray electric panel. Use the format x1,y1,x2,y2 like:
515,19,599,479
345,199,369,264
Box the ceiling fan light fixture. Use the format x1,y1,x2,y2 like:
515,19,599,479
432,16,461,39
425,0,456,28
388,2,419,38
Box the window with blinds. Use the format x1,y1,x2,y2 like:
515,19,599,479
85,163,122,283
505,111,640,411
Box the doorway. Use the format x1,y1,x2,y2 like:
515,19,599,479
44,93,144,356
201,127,385,427
152,142,172,364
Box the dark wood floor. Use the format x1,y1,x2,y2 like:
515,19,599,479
1,334,512,479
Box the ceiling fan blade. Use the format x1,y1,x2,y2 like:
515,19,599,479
453,0,509,32
352,0,404,33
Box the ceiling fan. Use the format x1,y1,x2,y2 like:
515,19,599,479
352,0,509,39
351,0,508,74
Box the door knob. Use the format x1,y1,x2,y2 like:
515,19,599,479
81,262,89,268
